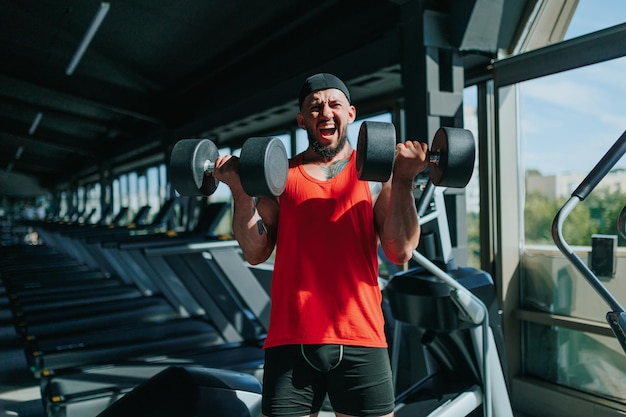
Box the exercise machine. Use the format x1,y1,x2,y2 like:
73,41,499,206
552,130,626,354
385,181,513,417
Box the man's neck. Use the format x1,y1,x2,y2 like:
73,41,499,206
302,144,352,166
301,145,353,180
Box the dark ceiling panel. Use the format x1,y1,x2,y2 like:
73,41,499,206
0,0,530,196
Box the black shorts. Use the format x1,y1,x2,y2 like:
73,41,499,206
262,344,395,417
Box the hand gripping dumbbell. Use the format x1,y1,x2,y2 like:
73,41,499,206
355,121,476,188
169,136,289,197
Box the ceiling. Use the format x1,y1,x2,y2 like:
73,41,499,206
0,0,532,196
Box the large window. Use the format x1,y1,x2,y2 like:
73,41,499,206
517,18,626,407
485,2,626,412
518,56,626,404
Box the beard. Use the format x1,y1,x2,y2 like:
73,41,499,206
307,129,348,159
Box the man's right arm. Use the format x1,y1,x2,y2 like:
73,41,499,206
230,192,278,265
212,154,278,265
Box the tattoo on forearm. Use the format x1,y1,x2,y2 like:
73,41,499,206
256,219,267,235
321,159,349,179
252,207,267,235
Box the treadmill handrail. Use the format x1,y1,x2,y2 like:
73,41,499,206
144,239,241,256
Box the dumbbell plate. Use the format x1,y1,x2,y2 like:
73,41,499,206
239,137,288,197
170,139,219,196
430,127,475,188
356,121,396,182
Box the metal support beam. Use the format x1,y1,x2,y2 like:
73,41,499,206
450,0,503,53
402,9,466,141
399,2,469,266
495,23,626,87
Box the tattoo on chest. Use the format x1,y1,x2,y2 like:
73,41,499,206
321,159,349,179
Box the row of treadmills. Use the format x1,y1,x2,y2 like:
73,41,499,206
1,198,273,417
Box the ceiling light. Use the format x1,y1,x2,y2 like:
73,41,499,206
29,112,42,135
66,2,110,76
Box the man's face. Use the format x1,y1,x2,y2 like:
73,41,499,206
297,88,356,158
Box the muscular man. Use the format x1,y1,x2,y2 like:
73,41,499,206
213,73,428,417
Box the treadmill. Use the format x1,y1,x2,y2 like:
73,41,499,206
40,240,270,417
7,204,234,377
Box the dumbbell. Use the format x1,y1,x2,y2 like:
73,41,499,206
355,121,476,188
169,136,288,197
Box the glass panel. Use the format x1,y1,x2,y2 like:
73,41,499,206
59,191,69,219
112,178,121,217
118,175,130,224
519,51,626,302
565,0,626,40
85,183,101,223
463,85,480,268
146,166,162,215
520,57,626,182
523,322,626,403
127,171,139,219
137,173,147,207
76,186,85,217
159,164,167,202
137,172,157,222
521,246,625,321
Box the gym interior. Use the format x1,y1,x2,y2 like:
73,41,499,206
1,1,626,416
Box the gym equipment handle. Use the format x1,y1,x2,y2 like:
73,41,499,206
204,160,215,173
429,152,441,164
573,130,626,200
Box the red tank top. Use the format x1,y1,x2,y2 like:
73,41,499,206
263,151,387,348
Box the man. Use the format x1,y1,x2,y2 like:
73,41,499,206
213,73,428,417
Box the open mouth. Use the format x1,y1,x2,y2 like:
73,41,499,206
320,127,336,138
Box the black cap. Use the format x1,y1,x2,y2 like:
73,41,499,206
298,73,351,109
